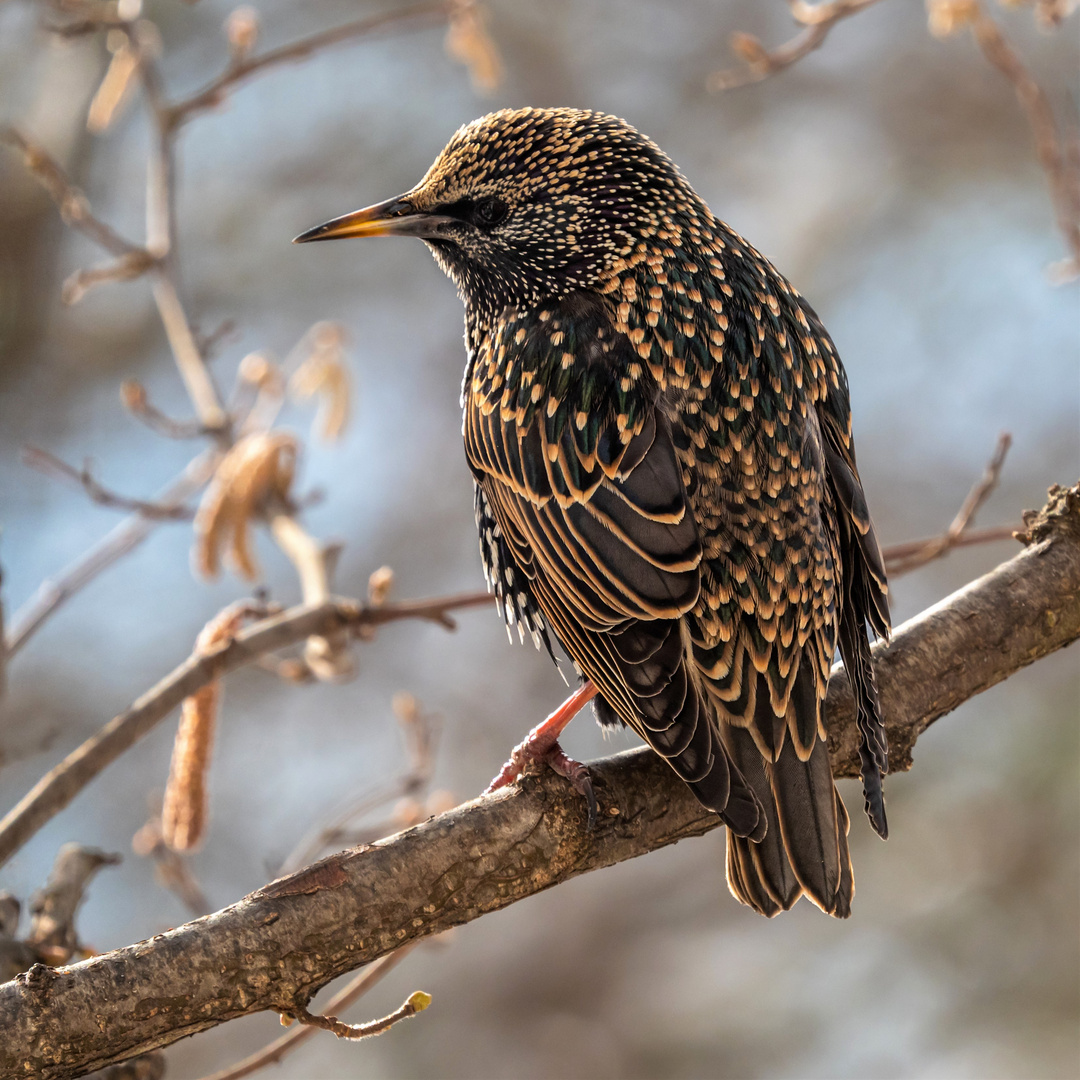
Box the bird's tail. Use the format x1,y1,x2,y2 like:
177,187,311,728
720,721,854,919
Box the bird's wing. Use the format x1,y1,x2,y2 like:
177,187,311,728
684,391,853,914
817,374,891,838
464,296,762,835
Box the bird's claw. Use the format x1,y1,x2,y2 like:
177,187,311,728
484,737,596,827
546,745,597,829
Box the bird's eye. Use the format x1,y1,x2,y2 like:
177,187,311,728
472,197,509,227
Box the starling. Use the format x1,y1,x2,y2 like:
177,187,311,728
296,108,890,918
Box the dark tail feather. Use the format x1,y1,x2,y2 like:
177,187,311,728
676,696,764,840
721,723,854,919
722,725,801,915
837,610,889,840
823,433,891,840
767,735,850,916
832,788,854,919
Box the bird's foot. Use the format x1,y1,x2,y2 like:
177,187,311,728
484,682,599,827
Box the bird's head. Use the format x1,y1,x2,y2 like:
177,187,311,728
294,108,700,327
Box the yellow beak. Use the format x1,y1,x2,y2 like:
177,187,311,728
292,196,455,243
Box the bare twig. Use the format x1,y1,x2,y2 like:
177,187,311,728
164,2,457,127
4,3,498,683
267,510,353,679
2,482,1078,1077
200,945,419,1080
25,844,122,966
707,0,1080,277
283,989,431,1041
62,251,157,305
0,896,38,985
4,121,343,659
21,447,196,522
278,693,440,874
0,127,148,260
120,381,207,440
883,524,1019,568
131,816,211,917
707,0,886,91
4,451,220,659
0,122,223,426
149,276,228,432
0,590,492,869
965,5,1080,279
884,432,1014,575
193,320,237,363
0,843,120,982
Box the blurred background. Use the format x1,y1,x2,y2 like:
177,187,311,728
1,1,1077,1077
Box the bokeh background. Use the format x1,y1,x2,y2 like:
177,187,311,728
1,1,1078,1077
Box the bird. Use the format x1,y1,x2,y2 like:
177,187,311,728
295,107,890,918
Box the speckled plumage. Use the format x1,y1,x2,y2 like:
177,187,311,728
307,108,891,917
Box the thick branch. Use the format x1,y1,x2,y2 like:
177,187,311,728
1,485,1077,1079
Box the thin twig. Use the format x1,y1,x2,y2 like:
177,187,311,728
62,252,157,305
707,0,886,91
120,381,207,440
707,0,1080,277
132,816,211,917
967,5,1080,279
164,2,456,127
884,433,1014,576
149,276,228,432
193,320,237,363
284,990,431,1041
883,524,1019,567
25,844,122,966
278,695,439,874
4,6,480,680
21,447,196,522
4,451,220,659
199,945,420,1080
0,590,492,869
0,127,149,260
0,124,223,427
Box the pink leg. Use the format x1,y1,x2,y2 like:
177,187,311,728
485,682,599,822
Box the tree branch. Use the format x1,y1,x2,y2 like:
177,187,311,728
198,940,421,1080
708,0,1080,279
163,2,457,127
882,431,1013,576
0,127,149,260
3,452,220,659
0,591,492,869
965,4,1080,281
1,483,1076,1079
21,447,196,522
707,0,886,91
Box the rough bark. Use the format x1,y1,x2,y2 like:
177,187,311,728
0,484,1077,1079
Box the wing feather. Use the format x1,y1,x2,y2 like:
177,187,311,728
465,296,762,837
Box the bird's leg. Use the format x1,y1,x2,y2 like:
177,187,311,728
485,681,599,824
